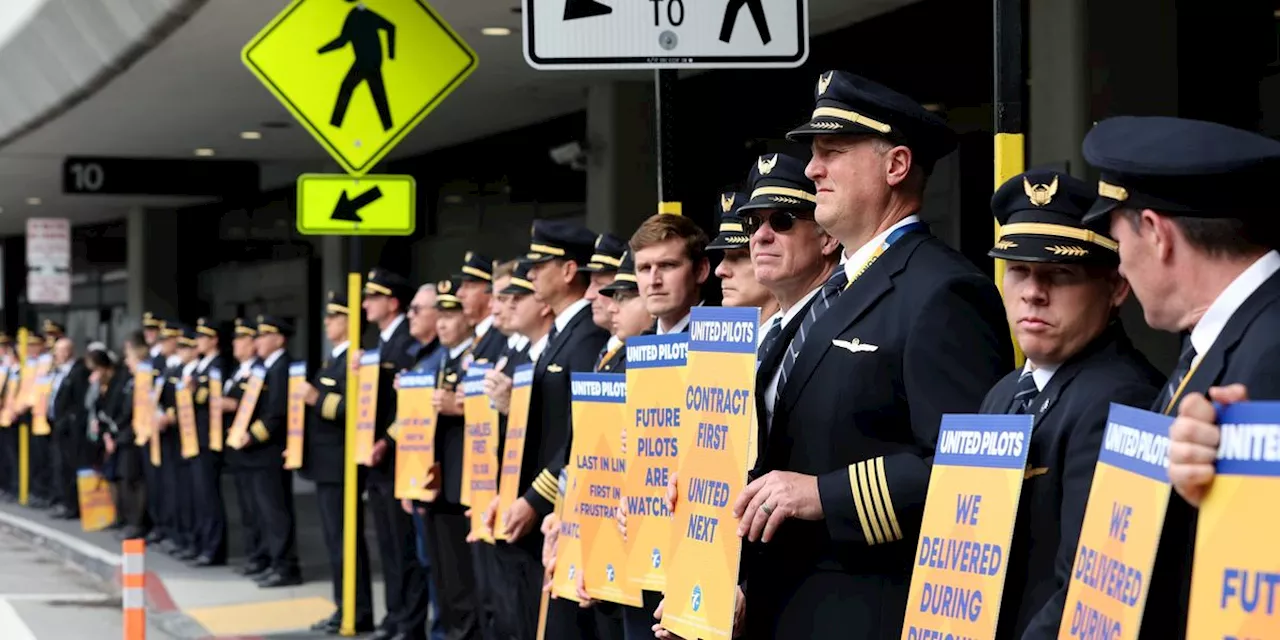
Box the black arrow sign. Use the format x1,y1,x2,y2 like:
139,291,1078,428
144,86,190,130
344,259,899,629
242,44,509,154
564,0,611,20
331,185,383,222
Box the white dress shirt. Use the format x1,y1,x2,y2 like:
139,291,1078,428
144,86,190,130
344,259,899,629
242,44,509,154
842,214,923,283
554,299,591,335
331,341,350,360
379,314,406,344
448,337,475,361
263,348,286,370
1021,360,1060,392
475,315,495,340
528,334,550,363
1189,250,1280,359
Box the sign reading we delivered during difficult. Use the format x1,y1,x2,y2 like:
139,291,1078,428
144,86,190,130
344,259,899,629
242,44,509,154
903,415,1033,640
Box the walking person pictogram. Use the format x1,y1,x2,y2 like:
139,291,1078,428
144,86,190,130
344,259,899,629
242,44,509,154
319,0,397,132
719,0,771,45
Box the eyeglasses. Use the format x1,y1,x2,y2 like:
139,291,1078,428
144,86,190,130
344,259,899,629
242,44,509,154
408,304,430,315
740,210,815,235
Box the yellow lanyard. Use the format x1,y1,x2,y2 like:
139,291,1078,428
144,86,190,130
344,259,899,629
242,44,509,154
843,222,926,291
1162,356,1203,415
596,344,623,372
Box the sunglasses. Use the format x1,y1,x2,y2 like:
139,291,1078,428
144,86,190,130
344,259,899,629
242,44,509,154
740,210,816,235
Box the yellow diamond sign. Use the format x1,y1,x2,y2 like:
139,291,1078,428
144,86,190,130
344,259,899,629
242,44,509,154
243,0,477,176
296,174,416,236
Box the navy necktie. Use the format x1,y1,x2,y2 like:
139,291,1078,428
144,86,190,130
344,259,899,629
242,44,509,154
757,318,782,367
778,269,849,389
1010,369,1039,414
1155,340,1198,414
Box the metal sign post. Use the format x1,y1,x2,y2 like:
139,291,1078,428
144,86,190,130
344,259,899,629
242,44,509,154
993,0,1026,368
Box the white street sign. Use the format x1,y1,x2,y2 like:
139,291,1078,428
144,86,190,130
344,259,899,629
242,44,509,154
25,218,71,305
524,0,808,70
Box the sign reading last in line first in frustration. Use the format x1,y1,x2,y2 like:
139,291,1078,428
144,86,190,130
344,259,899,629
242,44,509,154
243,0,478,176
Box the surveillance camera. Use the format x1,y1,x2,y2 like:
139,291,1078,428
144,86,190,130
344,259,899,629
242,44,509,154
549,141,587,170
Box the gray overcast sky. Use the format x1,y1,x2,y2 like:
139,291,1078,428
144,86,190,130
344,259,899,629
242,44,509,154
0,0,41,48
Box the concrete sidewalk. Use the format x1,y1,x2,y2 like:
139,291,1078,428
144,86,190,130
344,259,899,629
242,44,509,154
0,477,390,639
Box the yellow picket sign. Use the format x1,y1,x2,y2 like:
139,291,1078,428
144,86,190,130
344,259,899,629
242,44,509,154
463,366,500,541
622,334,688,592
354,350,380,466
572,373,641,607
551,467,581,603
662,308,758,640
77,468,116,532
1187,402,1280,639
30,357,53,436
284,362,307,470
227,367,266,449
177,381,199,459
494,364,533,541
395,371,438,501
902,415,1033,640
132,364,154,446
1059,404,1172,640
0,366,16,427
208,368,224,452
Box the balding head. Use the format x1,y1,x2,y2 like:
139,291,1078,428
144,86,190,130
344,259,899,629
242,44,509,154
54,337,74,365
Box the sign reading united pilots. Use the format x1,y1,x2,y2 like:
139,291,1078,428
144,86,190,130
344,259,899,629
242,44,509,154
244,0,477,235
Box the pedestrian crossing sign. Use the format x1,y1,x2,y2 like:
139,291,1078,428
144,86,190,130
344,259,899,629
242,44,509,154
243,0,478,176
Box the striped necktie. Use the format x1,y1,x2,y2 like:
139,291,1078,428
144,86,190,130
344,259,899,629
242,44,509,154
778,269,849,389
1155,340,1198,415
757,318,782,368
1010,369,1038,414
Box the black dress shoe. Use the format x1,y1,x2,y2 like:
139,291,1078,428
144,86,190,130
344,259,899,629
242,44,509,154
257,572,302,588
237,562,269,576
144,531,165,544
117,526,147,541
189,554,224,568
49,505,67,518
310,614,339,633
369,628,398,640
175,547,199,561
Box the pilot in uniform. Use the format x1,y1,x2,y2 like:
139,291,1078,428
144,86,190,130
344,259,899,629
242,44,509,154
1079,116,1280,639
188,317,229,567
428,278,483,639
304,292,376,634
237,315,300,588
980,169,1162,639
743,71,1014,638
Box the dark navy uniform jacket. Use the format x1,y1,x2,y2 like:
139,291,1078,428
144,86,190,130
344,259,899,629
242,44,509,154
1141,265,1280,640
981,323,1161,640
301,347,350,485
747,228,1013,639
519,304,608,528
238,352,291,468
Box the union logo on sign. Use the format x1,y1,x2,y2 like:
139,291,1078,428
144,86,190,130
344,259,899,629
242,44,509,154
242,0,478,176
